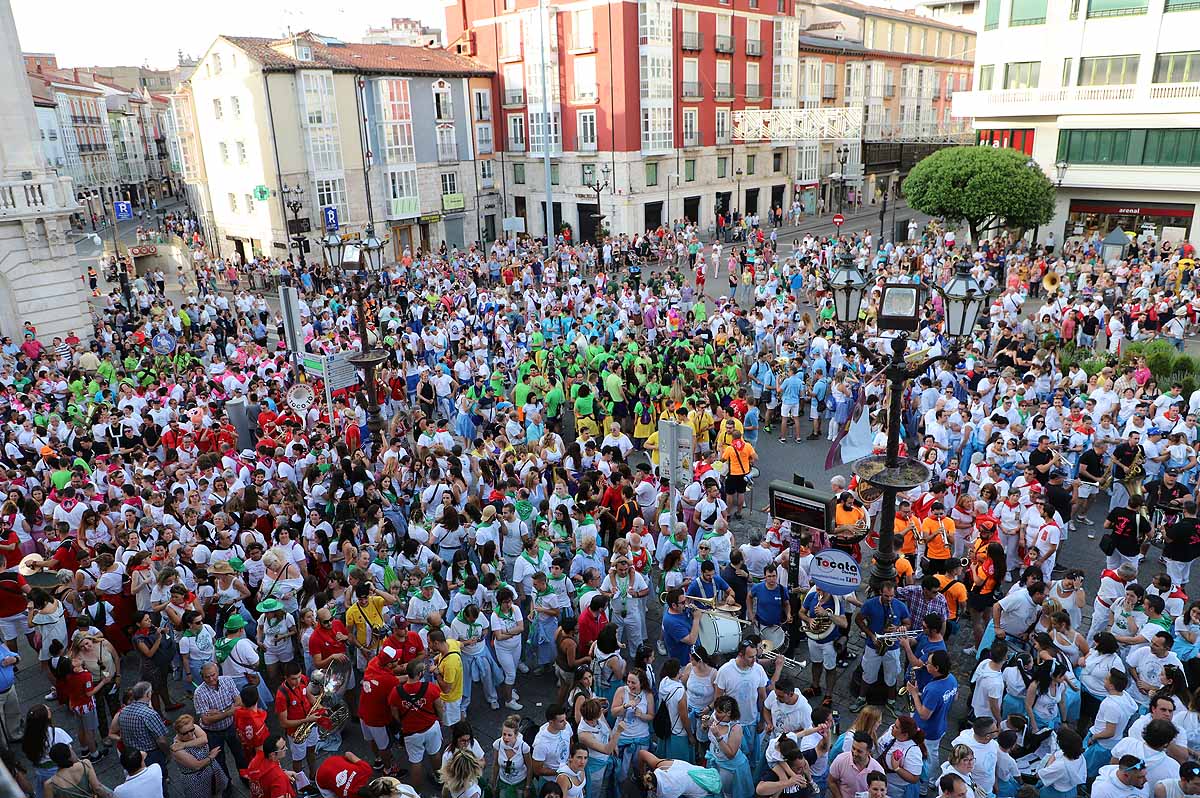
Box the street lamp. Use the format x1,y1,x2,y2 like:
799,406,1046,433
877,168,900,248
735,167,744,224
1055,159,1068,187
281,183,308,268
586,163,610,241
323,228,390,454
666,173,680,231
827,255,987,591
835,144,850,215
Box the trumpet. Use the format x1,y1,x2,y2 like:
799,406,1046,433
756,645,808,671
874,629,921,653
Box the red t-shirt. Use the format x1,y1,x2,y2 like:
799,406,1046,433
233,706,269,760
64,669,93,711
315,757,373,798
578,607,606,653
388,681,441,735
357,656,400,728
0,573,27,617
0,533,20,569
274,677,312,722
383,630,424,664
246,751,296,798
308,621,349,663
52,540,82,573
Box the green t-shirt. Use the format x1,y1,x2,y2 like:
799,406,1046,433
50,469,73,490
545,385,566,417
603,370,624,401
574,393,595,416
513,382,533,409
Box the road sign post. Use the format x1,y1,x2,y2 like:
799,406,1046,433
832,213,845,229
658,420,695,536
114,201,133,221
323,206,340,232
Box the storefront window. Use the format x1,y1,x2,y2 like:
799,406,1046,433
1066,200,1193,243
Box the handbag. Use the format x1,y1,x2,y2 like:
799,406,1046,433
1098,532,1116,556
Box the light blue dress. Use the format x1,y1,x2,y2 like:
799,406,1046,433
706,722,752,798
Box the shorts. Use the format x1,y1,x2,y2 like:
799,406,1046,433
289,726,318,760
726,474,747,495
861,646,901,686
967,589,998,613
0,613,28,641
807,639,837,670
781,403,800,419
404,724,443,763
72,703,99,733
1077,483,1098,499
264,647,295,665
443,697,462,726
359,721,390,750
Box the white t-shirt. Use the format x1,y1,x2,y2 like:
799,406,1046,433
1126,646,1184,704
713,660,769,723
113,764,164,798
1089,692,1138,750
970,660,1005,721
492,737,531,785
950,729,999,794
532,724,573,773
763,690,812,737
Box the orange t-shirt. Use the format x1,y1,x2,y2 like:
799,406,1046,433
934,574,968,620
922,516,955,560
895,514,920,555
895,555,914,583
722,441,757,477
835,505,868,529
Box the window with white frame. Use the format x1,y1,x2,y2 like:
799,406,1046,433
582,162,596,185
508,114,526,147
236,141,246,164
227,192,237,212
308,128,342,173
501,18,521,58
441,172,458,195
219,142,229,163
641,106,671,151
245,193,254,213
578,110,597,145
529,111,561,151
231,97,241,119
378,78,416,164
574,56,597,101
572,8,594,49
682,108,698,144
638,0,671,44
640,54,672,99
503,63,524,98
302,72,334,126
716,109,730,142
436,124,458,161
747,18,760,44
315,177,347,222
433,80,454,121
514,163,525,184
472,89,492,121
212,98,222,119
388,167,418,214
476,123,494,154
480,160,495,182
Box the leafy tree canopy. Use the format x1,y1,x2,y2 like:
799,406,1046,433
902,146,1056,241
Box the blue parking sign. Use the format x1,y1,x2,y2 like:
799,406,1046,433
114,201,133,221
323,206,339,231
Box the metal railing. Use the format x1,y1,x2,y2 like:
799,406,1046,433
576,136,598,152
715,35,734,53
682,31,703,50
822,83,837,98
682,81,703,98
507,140,526,153
746,39,762,56
716,82,734,99
504,89,525,105
745,83,762,99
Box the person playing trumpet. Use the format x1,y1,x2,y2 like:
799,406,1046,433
830,492,872,564
798,585,847,705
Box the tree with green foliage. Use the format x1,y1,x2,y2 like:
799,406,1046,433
902,146,1056,244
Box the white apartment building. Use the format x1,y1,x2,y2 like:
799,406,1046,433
952,0,1200,244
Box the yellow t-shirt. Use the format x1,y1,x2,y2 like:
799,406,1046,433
644,431,661,466
345,595,388,648
438,639,464,702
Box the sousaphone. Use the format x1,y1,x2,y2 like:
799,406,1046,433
1042,271,1060,295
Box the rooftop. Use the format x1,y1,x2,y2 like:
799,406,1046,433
221,33,491,77
819,0,976,34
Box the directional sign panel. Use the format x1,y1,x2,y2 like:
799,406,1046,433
323,206,340,232
114,201,133,221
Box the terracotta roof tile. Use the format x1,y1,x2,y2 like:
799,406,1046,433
221,34,491,76
819,0,976,34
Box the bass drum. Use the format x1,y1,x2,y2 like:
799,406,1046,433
698,612,743,656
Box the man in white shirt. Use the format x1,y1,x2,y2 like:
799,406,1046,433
1127,632,1185,708
531,706,574,785
950,718,1000,796
991,581,1045,647
714,640,770,770
113,749,163,798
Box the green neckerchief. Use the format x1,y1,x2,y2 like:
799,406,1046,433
495,605,515,621
575,582,593,598
702,530,721,540
457,585,474,595
535,585,554,598
521,550,541,568
548,573,568,590
455,611,481,637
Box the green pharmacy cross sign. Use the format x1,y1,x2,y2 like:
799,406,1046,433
253,185,271,202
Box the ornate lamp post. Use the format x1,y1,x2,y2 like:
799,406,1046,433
835,144,850,215
322,228,390,454
586,164,610,240
827,253,987,591
281,183,307,268
877,169,900,247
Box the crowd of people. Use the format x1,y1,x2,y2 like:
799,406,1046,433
0,210,1198,798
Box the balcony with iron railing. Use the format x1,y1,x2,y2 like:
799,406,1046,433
746,39,762,56
507,138,526,153
682,81,703,99
438,142,459,164
716,82,734,100
572,84,599,103
576,135,598,152
715,35,734,53
745,83,763,100
822,83,837,99
683,131,701,147
884,84,895,98
682,31,703,50
503,89,526,107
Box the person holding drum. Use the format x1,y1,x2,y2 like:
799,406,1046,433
661,589,703,666
686,560,735,609
749,565,791,654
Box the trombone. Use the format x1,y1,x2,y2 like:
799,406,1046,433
659,591,720,606
756,641,808,671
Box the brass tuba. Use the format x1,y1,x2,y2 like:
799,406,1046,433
1042,271,1060,294
290,667,349,743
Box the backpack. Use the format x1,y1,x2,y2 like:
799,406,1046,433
653,685,683,739
518,716,539,748
213,636,237,664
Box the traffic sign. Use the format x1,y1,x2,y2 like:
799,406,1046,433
253,185,270,202
323,206,340,232
832,213,845,228
114,201,133,221
150,332,177,354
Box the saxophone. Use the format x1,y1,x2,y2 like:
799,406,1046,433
1122,448,1146,499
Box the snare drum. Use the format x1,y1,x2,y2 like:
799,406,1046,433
698,612,743,656
760,624,788,653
